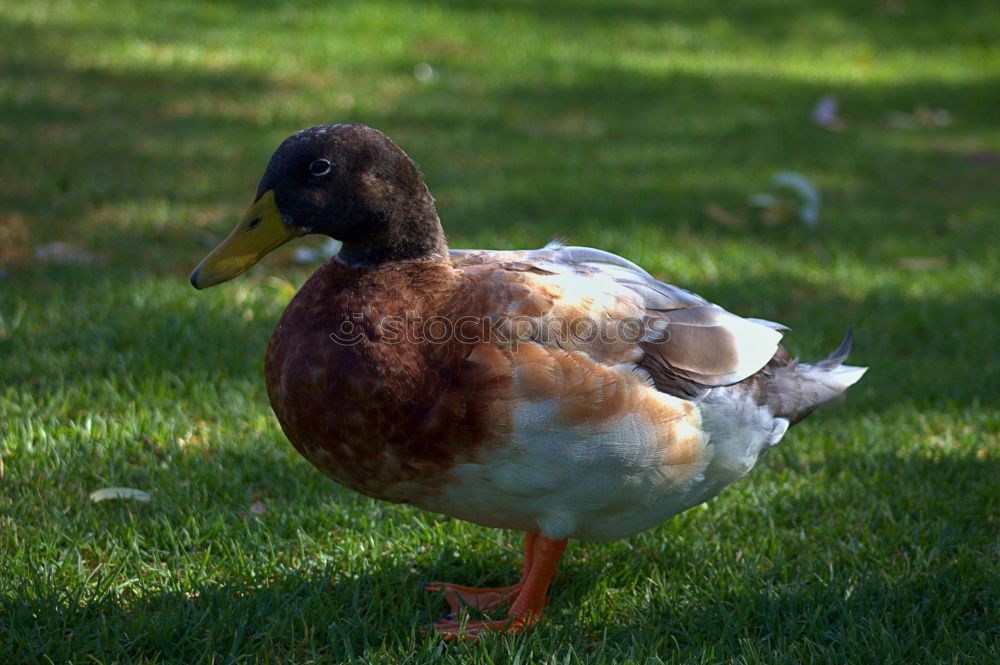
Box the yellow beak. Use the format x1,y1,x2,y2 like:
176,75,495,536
190,190,302,289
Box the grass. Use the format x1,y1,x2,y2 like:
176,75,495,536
1,0,998,662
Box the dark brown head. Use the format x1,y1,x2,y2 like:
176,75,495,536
191,124,447,289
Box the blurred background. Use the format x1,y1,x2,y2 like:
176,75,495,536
1,1,997,662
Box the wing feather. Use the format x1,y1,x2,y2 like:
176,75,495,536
451,243,784,387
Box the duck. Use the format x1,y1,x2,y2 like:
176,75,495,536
190,123,867,640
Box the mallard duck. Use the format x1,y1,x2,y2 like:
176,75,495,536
191,124,866,639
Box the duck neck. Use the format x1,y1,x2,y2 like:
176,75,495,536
335,216,447,266
335,188,448,267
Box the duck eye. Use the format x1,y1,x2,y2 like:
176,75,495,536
309,158,332,176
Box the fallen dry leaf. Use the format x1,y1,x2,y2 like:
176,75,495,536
886,104,952,129
812,95,844,131
965,151,999,164
703,203,746,228
0,214,32,267
897,256,948,271
90,487,151,502
414,62,437,82
35,242,95,265
748,172,821,227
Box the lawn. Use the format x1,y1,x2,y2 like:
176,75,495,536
1,0,998,662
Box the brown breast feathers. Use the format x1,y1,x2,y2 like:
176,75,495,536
264,258,519,503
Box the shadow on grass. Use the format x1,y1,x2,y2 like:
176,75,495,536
2,562,432,662
564,448,999,659
3,448,995,661
381,68,998,264
4,1,998,271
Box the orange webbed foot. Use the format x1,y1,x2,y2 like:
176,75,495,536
425,532,536,615
424,581,523,615
425,533,566,641
429,613,540,641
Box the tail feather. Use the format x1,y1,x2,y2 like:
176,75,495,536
816,327,854,368
766,329,867,424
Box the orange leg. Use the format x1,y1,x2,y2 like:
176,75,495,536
425,533,537,614
429,534,567,641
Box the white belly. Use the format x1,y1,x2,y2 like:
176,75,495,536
420,385,790,542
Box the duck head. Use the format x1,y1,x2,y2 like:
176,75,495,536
190,123,446,289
